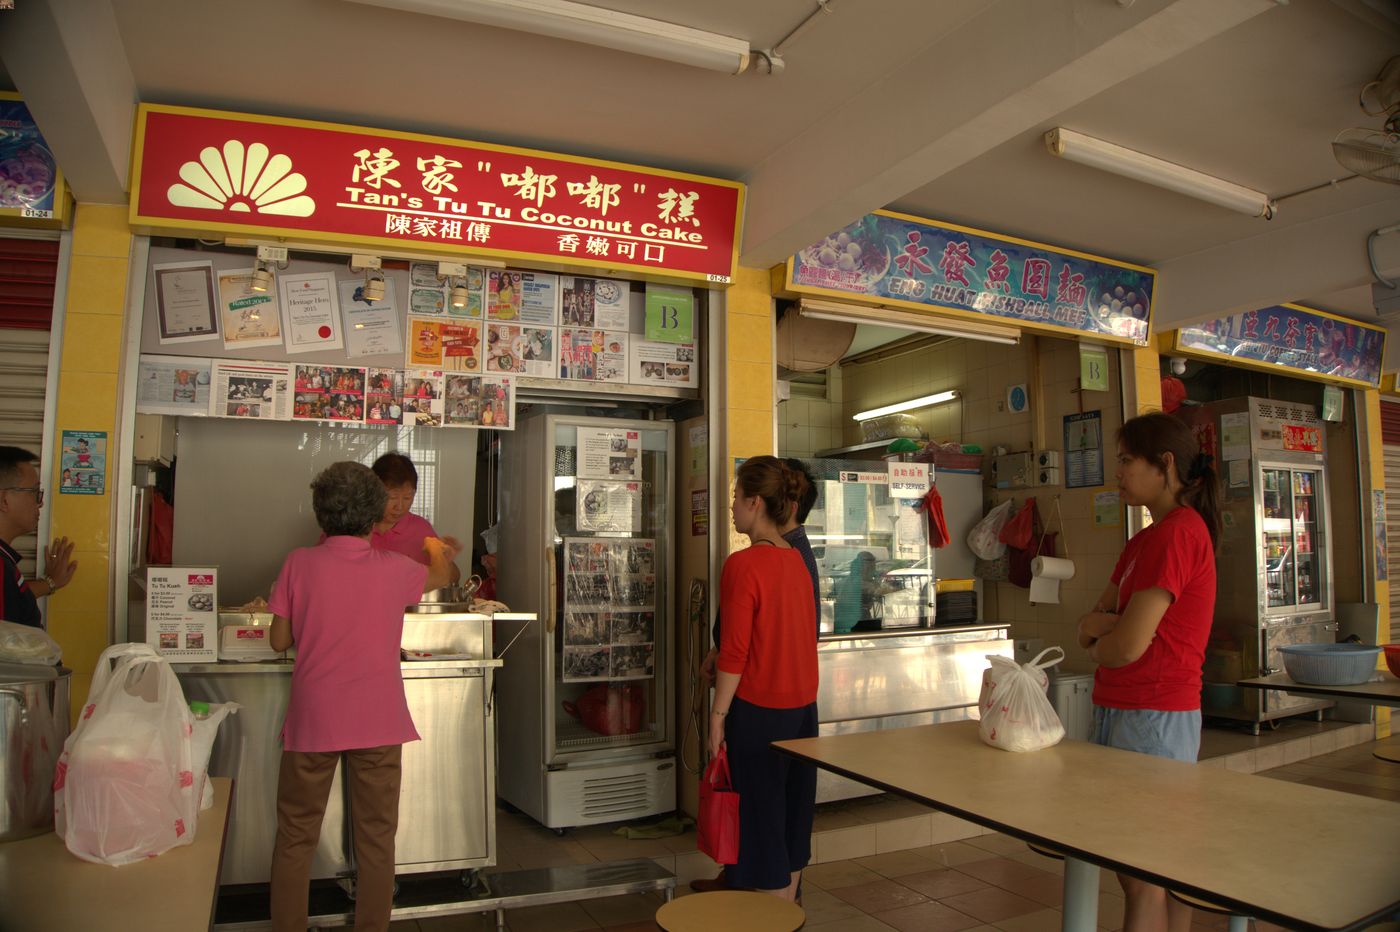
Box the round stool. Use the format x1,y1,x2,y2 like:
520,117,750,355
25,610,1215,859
1373,742,1400,765
656,890,805,931
1168,889,1250,932
1026,842,1064,861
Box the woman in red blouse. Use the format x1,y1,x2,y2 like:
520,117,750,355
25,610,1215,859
708,456,818,901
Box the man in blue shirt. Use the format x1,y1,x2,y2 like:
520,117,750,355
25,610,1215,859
0,446,77,628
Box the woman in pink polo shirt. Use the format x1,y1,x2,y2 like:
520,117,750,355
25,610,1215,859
369,452,462,582
268,462,452,932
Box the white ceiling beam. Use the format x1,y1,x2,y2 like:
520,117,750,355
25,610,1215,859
1151,195,1400,330
0,0,136,202
738,0,1282,270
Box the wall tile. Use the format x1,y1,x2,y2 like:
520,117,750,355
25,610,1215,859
727,312,773,364
59,312,125,373
71,204,134,259
55,371,119,430
64,256,130,316
728,361,772,411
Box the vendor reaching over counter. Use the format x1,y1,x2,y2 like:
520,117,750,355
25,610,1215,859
268,461,452,932
368,452,462,581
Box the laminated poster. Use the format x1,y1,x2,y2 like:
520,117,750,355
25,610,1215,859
145,566,218,662
630,340,696,387
152,260,220,345
561,276,629,330
401,368,445,427
59,430,106,496
559,328,627,383
441,320,484,373
561,538,656,682
365,368,402,425
406,315,446,367
408,261,448,316
292,364,366,422
486,270,522,321
279,272,344,354
136,354,212,417
443,373,515,430
577,479,642,533
644,283,695,343
486,323,557,378
338,278,402,358
217,268,282,350
517,271,559,325
577,426,641,480
211,360,293,420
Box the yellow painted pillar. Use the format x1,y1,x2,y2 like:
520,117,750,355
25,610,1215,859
720,267,776,552
1129,344,1163,414
1360,389,1391,737
48,203,132,716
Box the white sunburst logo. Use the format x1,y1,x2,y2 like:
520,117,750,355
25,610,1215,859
166,140,316,217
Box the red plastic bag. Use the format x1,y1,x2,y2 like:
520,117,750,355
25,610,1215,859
920,486,951,549
999,499,1035,550
562,684,646,736
697,746,740,864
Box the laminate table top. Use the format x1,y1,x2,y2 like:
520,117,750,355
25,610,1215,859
1238,671,1400,708
775,722,1400,932
0,777,232,932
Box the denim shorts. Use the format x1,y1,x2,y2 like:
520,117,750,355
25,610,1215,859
1090,706,1201,763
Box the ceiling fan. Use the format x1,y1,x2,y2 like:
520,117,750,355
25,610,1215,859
1333,55,1400,185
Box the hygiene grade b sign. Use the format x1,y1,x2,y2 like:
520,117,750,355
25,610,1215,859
130,104,743,285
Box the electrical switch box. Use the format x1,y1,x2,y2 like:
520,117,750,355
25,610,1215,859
993,452,1033,489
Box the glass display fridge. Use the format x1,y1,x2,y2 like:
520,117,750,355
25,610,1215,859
495,413,675,829
803,457,1011,801
1182,397,1335,730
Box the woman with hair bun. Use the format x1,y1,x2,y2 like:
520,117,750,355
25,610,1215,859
707,455,818,902
1076,411,1221,932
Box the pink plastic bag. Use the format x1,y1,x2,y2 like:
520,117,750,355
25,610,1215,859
54,643,201,865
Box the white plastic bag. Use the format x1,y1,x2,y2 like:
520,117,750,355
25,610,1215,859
189,702,239,810
977,647,1066,752
0,620,62,665
967,500,1014,560
54,643,201,865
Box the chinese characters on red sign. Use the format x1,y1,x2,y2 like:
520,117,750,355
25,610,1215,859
132,106,743,282
1282,425,1322,453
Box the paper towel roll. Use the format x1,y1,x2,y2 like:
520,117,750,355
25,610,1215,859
1028,556,1075,604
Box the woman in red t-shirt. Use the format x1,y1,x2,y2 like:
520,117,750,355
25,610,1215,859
708,456,818,902
1077,411,1220,932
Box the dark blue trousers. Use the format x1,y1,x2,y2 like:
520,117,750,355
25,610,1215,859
724,697,818,890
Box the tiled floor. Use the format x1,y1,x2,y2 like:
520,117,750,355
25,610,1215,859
362,728,1398,931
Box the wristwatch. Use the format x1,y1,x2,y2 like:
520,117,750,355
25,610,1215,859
42,574,61,592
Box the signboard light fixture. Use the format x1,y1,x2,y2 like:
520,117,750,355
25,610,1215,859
798,299,1020,345
350,254,386,302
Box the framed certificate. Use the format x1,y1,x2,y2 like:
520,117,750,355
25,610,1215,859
153,261,220,344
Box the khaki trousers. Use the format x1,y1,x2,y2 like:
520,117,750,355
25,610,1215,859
270,744,402,932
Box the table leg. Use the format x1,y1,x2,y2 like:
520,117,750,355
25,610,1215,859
1061,857,1100,932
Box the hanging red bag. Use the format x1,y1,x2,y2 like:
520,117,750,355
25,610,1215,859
919,485,951,548
998,498,1036,550
562,684,646,736
697,746,740,865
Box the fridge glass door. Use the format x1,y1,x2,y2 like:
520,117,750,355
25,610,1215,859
1291,469,1323,608
1261,467,1295,609
549,421,669,758
806,458,936,634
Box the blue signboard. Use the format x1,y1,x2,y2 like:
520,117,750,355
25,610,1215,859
786,210,1156,345
1174,303,1385,388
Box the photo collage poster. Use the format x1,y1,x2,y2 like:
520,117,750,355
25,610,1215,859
562,538,657,682
292,364,367,422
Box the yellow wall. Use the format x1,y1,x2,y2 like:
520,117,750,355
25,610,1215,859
48,204,131,717
1361,389,1390,738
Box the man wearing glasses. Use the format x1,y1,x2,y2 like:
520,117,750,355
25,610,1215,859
0,446,79,628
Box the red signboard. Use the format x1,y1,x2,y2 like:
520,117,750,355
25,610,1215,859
1282,425,1322,453
130,105,744,284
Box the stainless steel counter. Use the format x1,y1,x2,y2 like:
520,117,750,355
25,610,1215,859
175,611,528,887
814,622,1011,801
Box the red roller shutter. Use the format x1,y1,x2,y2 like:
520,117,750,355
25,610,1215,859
0,237,59,331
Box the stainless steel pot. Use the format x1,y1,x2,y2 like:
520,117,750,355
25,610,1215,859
416,574,483,608
0,667,70,841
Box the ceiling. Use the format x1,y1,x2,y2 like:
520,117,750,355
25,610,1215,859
3,0,1400,348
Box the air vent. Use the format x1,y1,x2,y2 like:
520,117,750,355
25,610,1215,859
581,773,653,816
1258,402,1318,426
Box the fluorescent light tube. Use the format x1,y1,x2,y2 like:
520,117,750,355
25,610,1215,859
1045,128,1273,219
853,390,959,422
798,300,1021,345
344,0,752,73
